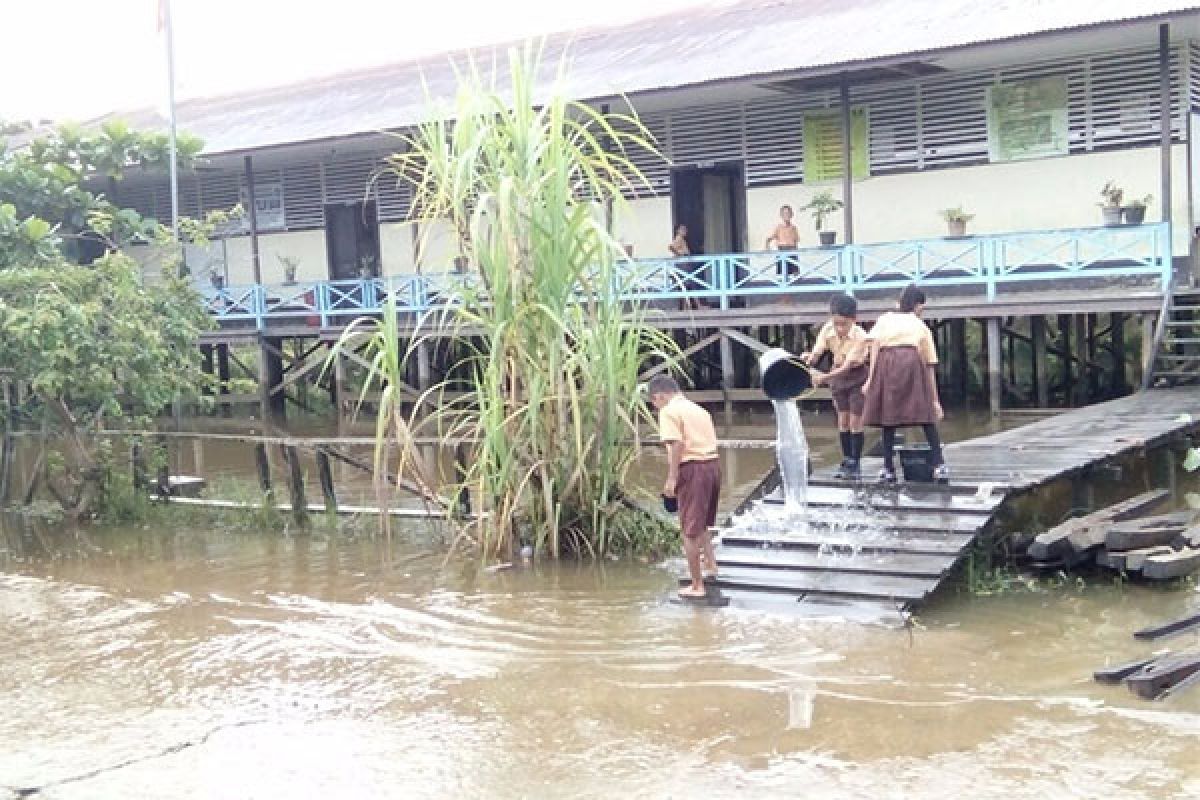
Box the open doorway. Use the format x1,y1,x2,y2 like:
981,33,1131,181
324,200,381,281
670,162,747,257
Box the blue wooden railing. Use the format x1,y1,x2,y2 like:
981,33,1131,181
201,223,1172,330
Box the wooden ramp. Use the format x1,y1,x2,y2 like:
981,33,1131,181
679,387,1200,613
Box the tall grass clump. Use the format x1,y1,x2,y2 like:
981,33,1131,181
331,45,678,558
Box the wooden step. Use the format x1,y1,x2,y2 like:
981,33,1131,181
715,543,958,578
762,485,999,516
718,530,974,556
678,564,938,603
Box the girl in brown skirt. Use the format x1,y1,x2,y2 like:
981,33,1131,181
862,284,948,484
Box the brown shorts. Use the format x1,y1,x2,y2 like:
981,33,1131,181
677,458,720,539
829,364,868,415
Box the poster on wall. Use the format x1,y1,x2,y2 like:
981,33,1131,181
803,107,869,183
986,76,1069,162
237,181,286,231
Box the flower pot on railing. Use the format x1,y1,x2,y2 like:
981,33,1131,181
818,230,837,247
1100,205,1123,226
1122,205,1147,225
946,219,967,237
453,255,469,272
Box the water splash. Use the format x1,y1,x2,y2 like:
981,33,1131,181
772,399,809,511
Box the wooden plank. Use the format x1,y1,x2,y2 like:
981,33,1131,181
1125,651,1200,700
1093,657,1156,685
1133,611,1200,641
1028,490,1171,562
762,486,999,516
1142,548,1200,580
680,564,937,602
718,530,973,556
1105,512,1198,551
282,445,309,525
1097,545,1174,572
715,544,956,578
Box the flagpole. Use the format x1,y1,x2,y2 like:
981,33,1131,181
163,0,180,243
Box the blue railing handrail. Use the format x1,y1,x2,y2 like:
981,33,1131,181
200,223,1172,329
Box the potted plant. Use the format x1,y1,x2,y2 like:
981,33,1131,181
277,254,299,284
1123,194,1152,225
940,206,974,237
802,190,844,246
1099,181,1124,226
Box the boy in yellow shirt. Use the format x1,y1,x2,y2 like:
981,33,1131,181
803,294,869,479
648,374,721,598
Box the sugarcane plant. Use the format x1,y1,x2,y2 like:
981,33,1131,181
330,44,680,558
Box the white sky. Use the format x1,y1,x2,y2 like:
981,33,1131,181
2,0,713,122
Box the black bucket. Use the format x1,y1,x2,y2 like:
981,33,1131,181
759,348,813,400
897,443,934,483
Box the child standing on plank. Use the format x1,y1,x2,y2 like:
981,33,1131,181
803,293,869,480
648,374,721,598
862,284,948,484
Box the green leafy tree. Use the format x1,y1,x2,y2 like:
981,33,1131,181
0,253,212,519
0,122,214,520
0,120,203,266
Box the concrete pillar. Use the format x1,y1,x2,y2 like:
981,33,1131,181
1142,312,1158,386
719,331,735,424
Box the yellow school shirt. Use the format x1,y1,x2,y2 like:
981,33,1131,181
658,395,719,463
868,311,938,365
813,320,868,368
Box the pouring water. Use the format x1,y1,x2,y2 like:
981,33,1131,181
772,398,809,511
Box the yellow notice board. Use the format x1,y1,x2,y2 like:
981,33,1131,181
803,107,869,183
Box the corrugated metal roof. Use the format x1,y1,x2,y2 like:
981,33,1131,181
88,0,1200,155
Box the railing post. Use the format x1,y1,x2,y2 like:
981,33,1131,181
719,256,730,311
985,239,997,302
842,246,856,295
318,281,330,328
255,285,267,331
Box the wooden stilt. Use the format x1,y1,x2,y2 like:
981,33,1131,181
1058,314,1072,403
259,338,286,422
1,383,17,505
951,319,968,405
986,317,1002,415
1074,315,1088,406
1086,313,1099,400
216,344,231,417
719,331,735,424
1031,316,1048,408
1110,312,1127,395
1141,313,1157,386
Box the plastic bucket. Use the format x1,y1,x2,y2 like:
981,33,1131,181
759,348,813,400
898,443,934,483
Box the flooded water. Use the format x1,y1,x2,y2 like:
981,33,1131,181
3,407,1200,798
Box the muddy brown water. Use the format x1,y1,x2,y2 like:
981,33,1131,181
2,409,1200,798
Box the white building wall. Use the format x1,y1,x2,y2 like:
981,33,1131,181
380,222,418,274
747,144,1188,253
613,195,673,258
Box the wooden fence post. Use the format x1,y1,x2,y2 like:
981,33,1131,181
316,450,338,515
254,443,273,498
283,445,309,525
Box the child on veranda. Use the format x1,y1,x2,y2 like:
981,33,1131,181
861,284,948,484
803,293,869,480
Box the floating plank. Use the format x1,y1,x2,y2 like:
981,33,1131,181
1028,490,1171,562
1142,548,1200,581
1125,651,1200,700
1105,511,1199,551
1093,657,1157,685
1133,611,1200,641
714,543,957,578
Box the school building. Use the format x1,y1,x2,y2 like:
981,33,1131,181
90,0,1200,415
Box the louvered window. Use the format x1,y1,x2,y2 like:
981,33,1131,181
283,163,324,229
322,159,376,207
744,97,806,184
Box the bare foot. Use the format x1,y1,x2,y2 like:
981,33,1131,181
678,585,707,598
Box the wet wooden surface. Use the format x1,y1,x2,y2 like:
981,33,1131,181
687,387,1200,611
